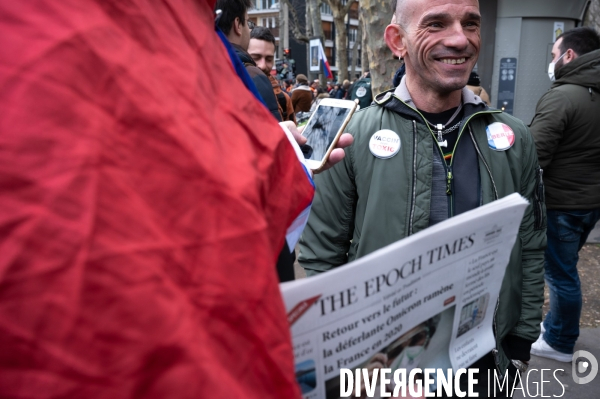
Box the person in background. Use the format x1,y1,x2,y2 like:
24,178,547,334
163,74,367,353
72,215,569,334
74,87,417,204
466,71,490,106
349,71,373,109
335,79,351,99
248,26,296,123
215,0,281,122
529,26,600,363
392,60,406,88
299,0,546,396
329,83,341,99
285,79,293,93
291,74,313,113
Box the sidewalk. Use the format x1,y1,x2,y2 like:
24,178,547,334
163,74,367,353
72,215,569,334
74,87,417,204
587,220,600,244
516,220,600,397
515,328,600,398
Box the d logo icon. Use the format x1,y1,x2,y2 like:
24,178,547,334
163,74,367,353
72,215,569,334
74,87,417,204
572,350,598,384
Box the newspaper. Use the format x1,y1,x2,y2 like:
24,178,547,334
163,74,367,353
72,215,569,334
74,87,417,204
281,193,529,398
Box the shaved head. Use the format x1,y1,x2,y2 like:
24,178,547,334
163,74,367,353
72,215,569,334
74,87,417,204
392,0,408,29
385,0,481,111
393,0,479,31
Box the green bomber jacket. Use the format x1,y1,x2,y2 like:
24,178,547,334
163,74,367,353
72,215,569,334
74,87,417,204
298,84,547,374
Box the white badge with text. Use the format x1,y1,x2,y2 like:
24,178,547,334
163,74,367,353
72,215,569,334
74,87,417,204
356,86,367,98
369,129,401,159
486,122,515,151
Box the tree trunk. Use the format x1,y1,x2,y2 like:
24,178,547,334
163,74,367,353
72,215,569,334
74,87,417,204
360,0,397,95
324,0,356,83
584,0,600,32
360,9,369,75
332,12,348,82
350,20,360,79
307,0,325,84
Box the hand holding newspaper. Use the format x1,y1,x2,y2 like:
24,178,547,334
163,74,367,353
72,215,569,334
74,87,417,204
281,193,529,399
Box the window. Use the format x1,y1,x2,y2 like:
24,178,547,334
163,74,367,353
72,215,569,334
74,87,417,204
326,47,334,65
255,0,277,10
320,3,332,15
348,28,357,43
323,22,333,41
260,17,277,28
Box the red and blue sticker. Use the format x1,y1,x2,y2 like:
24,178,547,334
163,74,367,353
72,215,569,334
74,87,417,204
486,122,515,151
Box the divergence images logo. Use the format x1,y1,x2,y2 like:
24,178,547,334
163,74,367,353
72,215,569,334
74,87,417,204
572,350,598,385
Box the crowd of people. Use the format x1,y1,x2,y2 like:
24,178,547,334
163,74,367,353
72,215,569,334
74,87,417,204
1,0,599,398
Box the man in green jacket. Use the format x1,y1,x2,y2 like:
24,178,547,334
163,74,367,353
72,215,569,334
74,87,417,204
529,27,600,363
298,0,546,396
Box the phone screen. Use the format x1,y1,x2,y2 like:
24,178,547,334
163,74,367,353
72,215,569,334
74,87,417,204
302,105,352,162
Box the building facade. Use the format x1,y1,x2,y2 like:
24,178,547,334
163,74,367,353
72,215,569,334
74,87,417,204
248,1,362,82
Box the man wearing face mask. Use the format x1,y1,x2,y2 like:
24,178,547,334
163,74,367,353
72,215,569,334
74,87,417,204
529,27,600,362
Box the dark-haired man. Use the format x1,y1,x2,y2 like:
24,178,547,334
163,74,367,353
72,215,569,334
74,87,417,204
249,26,296,123
530,26,600,362
215,0,282,121
299,0,546,396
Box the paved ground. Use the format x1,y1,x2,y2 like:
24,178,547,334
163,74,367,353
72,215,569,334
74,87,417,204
518,221,600,398
294,222,600,396
514,327,600,398
587,221,600,244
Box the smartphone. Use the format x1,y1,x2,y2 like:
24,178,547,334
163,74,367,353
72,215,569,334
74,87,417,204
300,98,357,171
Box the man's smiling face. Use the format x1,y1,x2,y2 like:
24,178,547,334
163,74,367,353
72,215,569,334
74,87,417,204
398,0,481,95
248,38,275,76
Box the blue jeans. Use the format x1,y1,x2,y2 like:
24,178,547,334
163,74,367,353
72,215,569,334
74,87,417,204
542,209,600,354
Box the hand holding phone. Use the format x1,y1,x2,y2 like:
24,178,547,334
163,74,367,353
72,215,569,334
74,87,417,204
300,98,357,171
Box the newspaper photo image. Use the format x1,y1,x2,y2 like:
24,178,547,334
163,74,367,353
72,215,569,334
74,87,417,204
281,193,529,399
324,308,455,398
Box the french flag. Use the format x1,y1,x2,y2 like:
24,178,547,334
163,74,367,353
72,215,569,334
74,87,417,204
318,40,333,79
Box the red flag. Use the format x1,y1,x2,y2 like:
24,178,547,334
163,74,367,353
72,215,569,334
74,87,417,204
0,1,313,398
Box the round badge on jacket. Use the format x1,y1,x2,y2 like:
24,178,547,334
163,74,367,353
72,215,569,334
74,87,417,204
369,129,401,159
486,122,515,151
356,87,367,98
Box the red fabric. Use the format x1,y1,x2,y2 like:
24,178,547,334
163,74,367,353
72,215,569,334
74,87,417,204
0,1,312,398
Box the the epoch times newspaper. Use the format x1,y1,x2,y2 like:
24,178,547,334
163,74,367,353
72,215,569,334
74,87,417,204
281,193,529,398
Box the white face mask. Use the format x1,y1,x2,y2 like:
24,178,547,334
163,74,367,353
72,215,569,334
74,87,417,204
389,345,426,373
548,52,567,81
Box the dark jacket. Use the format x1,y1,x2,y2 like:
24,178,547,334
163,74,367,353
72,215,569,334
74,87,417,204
232,43,282,122
299,84,546,374
530,49,600,209
334,87,347,99
349,77,373,109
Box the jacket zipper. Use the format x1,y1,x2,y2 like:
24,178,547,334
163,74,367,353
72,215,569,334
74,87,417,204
409,120,418,235
400,103,501,217
396,97,506,370
468,124,498,200
533,168,545,230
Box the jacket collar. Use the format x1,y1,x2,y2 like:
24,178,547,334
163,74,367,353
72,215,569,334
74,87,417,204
554,49,600,91
392,75,486,109
378,75,488,120
230,43,256,66
293,85,312,92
